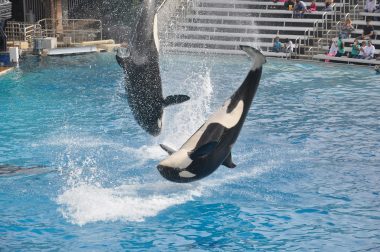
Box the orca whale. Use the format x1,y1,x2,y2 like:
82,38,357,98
157,46,266,183
116,0,189,136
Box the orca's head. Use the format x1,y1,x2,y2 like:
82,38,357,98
156,149,199,183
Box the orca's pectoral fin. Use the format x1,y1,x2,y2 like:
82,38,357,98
189,141,218,160
222,153,236,169
159,144,176,155
163,95,190,107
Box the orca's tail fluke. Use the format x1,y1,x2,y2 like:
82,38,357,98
240,45,266,71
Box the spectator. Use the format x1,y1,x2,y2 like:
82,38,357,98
285,39,295,53
360,19,375,39
375,65,380,74
284,0,295,10
272,36,283,52
364,0,376,12
327,39,338,56
364,40,376,59
335,36,345,57
293,0,307,18
338,18,355,39
323,0,334,11
349,39,360,58
349,38,361,58
357,41,375,59
308,0,317,12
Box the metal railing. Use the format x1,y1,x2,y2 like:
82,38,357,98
37,18,102,43
4,21,40,43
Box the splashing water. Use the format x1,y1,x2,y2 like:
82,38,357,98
56,56,220,225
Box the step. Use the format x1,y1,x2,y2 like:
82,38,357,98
163,46,291,58
187,15,321,23
196,0,340,8
192,7,336,16
342,38,380,45
313,54,380,64
178,22,314,32
321,45,380,54
173,30,305,40
166,38,300,51
352,20,380,26
358,12,380,17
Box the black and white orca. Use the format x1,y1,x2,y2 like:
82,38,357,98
157,46,266,183
116,0,189,136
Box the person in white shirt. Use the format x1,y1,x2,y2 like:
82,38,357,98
364,40,376,59
359,40,376,59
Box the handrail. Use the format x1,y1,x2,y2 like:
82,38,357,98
304,28,311,46
353,4,359,20
4,21,37,42
295,36,301,55
36,18,102,43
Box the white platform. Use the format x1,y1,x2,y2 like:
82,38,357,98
47,46,98,56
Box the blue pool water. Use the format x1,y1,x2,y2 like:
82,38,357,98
0,53,379,251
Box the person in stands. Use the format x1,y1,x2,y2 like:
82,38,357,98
285,39,295,53
335,36,345,57
323,0,334,11
308,0,317,12
272,36,283,52
327,39,338,57
284,0,295,10
293,0,307,18
357,41,368,59
375,65,380,74
338,18,355,39
360,19,375,40
364,0,376,12
357,40,375,59
363,40,376,59
349,38,361,58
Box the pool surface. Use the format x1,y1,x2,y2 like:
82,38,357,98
0,53,379,251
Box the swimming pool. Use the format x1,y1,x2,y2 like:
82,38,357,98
0,53,379,251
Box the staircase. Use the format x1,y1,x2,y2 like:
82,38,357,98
160,0,342,58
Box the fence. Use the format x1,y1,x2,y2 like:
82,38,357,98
4,21,40,42
37,18,102,43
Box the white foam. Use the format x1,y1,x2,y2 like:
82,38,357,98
57,182,202,226
56,160,273,226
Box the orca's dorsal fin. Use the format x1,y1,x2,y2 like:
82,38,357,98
189,141,218,160
163,95,190,107
222,153,236,169
159,144,176,155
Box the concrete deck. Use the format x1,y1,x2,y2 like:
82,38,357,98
0,66,13,76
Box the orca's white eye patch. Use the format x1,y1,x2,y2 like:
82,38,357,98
157,118,162,128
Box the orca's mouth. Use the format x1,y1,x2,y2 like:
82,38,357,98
156,165,183,183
